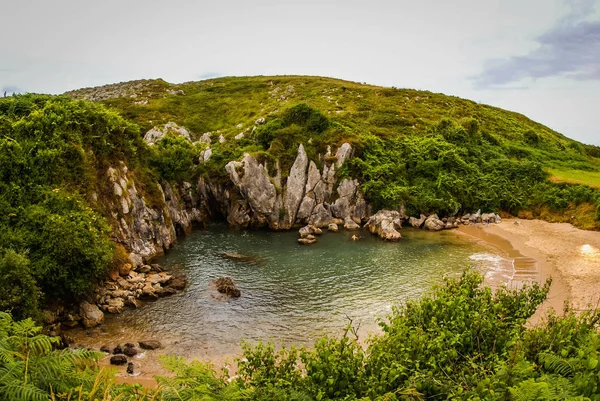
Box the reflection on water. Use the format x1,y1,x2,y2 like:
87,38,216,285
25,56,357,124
70,225,526,367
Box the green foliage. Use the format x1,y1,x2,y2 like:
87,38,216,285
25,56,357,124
0,250,40,322
149,134,201,182
0,312,105,401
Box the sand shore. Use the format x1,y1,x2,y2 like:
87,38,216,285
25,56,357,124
458,218,600,315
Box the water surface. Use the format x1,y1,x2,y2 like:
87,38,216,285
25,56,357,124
73,225,516,365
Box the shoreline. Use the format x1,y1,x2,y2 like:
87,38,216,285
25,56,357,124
457,218,600,319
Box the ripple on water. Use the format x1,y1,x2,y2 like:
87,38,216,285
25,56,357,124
71,225,515,361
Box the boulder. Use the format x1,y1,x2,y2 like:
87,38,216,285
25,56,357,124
110,355,128,365
165,273,187,291
129,253,143,268
79,301,104,328
299,225,321,238
214,277,241,297
139,340,162,350
335,143,353,168
365,210,402,241
308,204,334,228
100,345,112,353
408,214,427,228
343,217,360,231
328,223,339,232
127,362,135,375
424,214,445,231
298,235,317,245
113,345,123,355
123,345,139,357
119,263,133,276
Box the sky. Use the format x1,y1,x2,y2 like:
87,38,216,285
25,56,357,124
1,0,599,145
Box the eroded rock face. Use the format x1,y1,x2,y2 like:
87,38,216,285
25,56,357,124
365,210,402,241
282,145,309,229
409,214,427,228
226,154,277,226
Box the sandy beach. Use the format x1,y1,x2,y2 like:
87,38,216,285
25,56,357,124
459,218,600,316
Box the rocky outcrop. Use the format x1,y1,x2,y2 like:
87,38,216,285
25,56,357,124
226,154,278,227
365,210,403,240
282,145,309,229
143,122,191,145
409,214,427,228
424,214,446,231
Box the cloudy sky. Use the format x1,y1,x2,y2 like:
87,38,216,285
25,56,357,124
2,0,599,144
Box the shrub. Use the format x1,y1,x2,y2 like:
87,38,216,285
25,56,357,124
0,250,40,320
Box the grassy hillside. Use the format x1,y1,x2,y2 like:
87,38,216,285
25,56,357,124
69,75,600,227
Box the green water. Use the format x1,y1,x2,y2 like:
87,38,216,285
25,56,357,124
75,224,508,361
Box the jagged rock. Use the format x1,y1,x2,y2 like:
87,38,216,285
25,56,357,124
144,122,191,145
282,144,309,229
344,217,361,230
298,235,317,245
296,196,316,222
139,340,162,350
255,117,266,125
199,132,212,144
200,147,212,163
129,253,143,268
214,277,241,297
408,214,427,228
219,134,226,143
332,179,360,221
226,154,277,223
79,301,104,328
308,204,334,228
234,133,244,140
328,223,339,232
110,355,128,365
424,214,445,231
365,210,402,241
335,143,353,168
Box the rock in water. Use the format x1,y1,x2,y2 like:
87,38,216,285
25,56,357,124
79,301,104,328
123,345,138,357
328,223,339,232
214,277,241,297
127,362,135,374
139,340,162,350
113,345,123,355
365,210,402,241
220,252,259,263
343,218,360,231
110,355,128,365
298,234,317,245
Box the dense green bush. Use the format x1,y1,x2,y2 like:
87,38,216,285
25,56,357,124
148,134,201,182
0,250,40,321
0,95,139,317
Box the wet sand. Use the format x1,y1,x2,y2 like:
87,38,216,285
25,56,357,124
458,218,600,316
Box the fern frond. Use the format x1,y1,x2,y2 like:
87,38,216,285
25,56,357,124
539,352,575,377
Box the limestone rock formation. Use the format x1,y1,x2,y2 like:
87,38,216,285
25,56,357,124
365,210,402,240
424,214,446,231
144,122,191,145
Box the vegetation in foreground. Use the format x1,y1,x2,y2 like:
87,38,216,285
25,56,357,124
2,271,600,400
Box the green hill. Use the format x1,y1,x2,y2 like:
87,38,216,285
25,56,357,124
68,75,600,226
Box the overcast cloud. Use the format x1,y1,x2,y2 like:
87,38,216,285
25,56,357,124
1,0,599,145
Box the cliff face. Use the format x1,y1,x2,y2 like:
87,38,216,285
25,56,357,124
103,141,368,263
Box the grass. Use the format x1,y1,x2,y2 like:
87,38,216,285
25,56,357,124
548,168,600,189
